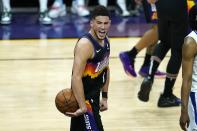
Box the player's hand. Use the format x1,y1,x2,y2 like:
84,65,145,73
100,98,108,112
179,110,189,131
65,108,87,117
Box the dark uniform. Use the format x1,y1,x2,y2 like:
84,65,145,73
138,0,189,106
153,0,188,75
70,33,110,131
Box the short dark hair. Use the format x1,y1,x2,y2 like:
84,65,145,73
90,5,111,20
189,5,197,30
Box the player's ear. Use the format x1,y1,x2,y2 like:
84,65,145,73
90,20,93,27
109,20,111,26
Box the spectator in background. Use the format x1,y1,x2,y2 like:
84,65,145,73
49,0,89,18
128,0,142,16
98,0,130,17
71,0,90,16
116,0,130,16
48,0,66,18
0,0,52,25
49,0,131,18
98,0,107,7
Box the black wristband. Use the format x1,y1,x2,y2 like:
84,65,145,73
102,92,108,98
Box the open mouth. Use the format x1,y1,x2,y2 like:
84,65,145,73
98,31,106,36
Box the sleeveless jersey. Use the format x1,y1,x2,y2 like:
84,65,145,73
187,31,197,92
81,33,110,99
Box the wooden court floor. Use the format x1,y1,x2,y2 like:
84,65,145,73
0,38,182,131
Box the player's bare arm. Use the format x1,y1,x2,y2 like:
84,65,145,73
67,38,94,117
180,37,197,131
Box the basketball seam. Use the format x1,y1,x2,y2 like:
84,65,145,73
61,90,68,105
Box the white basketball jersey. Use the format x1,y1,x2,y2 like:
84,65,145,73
187,31,197,92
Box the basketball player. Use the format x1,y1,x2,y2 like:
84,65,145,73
138,0,188,107
65,5,111,131
179,5,197,131
119,0,165,77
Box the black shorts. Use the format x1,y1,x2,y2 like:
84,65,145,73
142,0,158,24
70,100,104,131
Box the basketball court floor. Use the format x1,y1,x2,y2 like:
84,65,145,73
0,12,182,131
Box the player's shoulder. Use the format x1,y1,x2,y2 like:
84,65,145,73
183,33,197,54
74,37,94,57
75,36,94,51
77,37,92,46
185,31,197,46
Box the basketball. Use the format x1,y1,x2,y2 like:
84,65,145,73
55,88,78,114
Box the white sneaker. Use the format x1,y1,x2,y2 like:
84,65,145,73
0,11,12,25
49,2,66,18
121,10,130,17
98,0,107,7
71,3,89,17
39,11,52,25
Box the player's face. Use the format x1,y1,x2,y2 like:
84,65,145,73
90,16,111,40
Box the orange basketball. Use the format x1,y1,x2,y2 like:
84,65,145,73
55,88,78,114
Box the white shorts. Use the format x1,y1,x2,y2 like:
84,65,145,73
188,92,197,131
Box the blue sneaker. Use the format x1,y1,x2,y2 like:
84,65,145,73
138,66,149,77
155,70,166,77
119,51,137,77
138,66,166,78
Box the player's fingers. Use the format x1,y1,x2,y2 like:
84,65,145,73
65,112,75,117
100,105,107,112
75,109,84,116
180,124,185,131
179,121,187,131
100,108,107,112
186,120,190,128
100,107,104,111
64,112,69,116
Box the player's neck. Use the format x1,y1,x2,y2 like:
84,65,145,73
89,30,104,46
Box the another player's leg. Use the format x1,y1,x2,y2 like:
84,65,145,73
157,51,182,107
138,17,172,102
138,40,170,102
139,43,166,77
157,20,187,107
119,25,158,77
